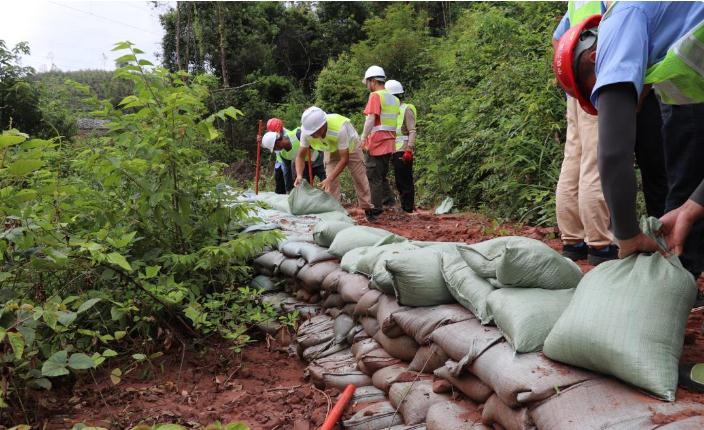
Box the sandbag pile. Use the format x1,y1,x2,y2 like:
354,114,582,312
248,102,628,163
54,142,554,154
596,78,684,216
249,216,703,429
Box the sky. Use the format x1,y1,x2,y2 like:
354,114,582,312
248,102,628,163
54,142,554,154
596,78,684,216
1,1,174,72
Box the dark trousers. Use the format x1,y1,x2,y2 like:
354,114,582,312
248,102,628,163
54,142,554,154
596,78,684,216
635,92,668,218
392,152,415,212
280,159,326,192
660,102,704,274
365,153,394,210
274,165,287,194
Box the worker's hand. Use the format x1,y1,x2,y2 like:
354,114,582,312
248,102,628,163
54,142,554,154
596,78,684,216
294,175,304,187
617,232,659,258
660,199,704,255
317,177,333,193
402,151,413,163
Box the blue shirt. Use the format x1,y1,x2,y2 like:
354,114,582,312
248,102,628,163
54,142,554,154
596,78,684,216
592,1,704,108
552,2,607,40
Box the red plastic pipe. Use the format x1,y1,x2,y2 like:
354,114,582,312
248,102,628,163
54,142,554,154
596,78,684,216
308,147,314,186
319,384,355,430
255,119,263,195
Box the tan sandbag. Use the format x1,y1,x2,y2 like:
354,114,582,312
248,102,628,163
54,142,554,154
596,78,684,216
481,394,535,430
339,273,371,303
408,344,448,374
372,364,409,392
352,337,381,361
322,293,345,308
297,260,341,293
429,320,503,367
299,242,337,263
426,400,486,430
307,349,355,383
360,347,403,374
351,385,387,405
529,378,704,430
391,304,474,344
324,370,372,391
342,400,403,430
321,268,346,293
295,288,312,302
346,324,364,344
297,327,334,350
374,329,419,362
360,316,380,338
280,240,310,258
353,328,370,344
278,257,306,278
376,294,411,338
334,313,355,344
469,341,595,407
341,302,357,316
354,289,383,317
389,380,452,425
434,360,493,403
253,250,286,276
302,339,347,362
281,301,322,319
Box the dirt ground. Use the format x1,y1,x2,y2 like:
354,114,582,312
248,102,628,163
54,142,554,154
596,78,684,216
10,207,704,429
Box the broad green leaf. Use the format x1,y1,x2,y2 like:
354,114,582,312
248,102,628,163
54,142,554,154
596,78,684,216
143,265,160,279
43,310,58,330
114,330,126,340
6,159,43,176
115,54,137,64
68,353,95,370
57,310,77,326
31,377,51,390
110,368,122,385
8,425,32,430
7,332,24,360
0,133,26,148
106,252,132,271
111,41,133,51
132,353,146,361
138,59,154,66
154,425,187,430
77,298,101,314
102,349,118,357
42,350,69,377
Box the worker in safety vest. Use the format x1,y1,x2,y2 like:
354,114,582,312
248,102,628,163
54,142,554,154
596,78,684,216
360,65,400,218
266,118,289,194
385,79,416,213
295,106,375,221
554,2,704,272
262,127,326,191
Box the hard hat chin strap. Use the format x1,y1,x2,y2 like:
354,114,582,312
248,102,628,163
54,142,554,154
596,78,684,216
573,28,598,79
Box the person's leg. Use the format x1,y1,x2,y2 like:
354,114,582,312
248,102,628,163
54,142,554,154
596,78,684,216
365,152,387,211
556,97,587,259
392,152,414,212
324,152,342,201
313,164,326,182
661,102,704,275
347,148,373,211
274,165,286,194
282,160,294,192
634,91,668,217
378,153,395,207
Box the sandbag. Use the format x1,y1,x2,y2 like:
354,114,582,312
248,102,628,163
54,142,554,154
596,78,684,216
339,273,371,303
354,290,382,317
307,349,356,386
346,324,364,344
297,260,341,293
302,339,347,362
429,320,503,367
457,237,516,278
299,243,337,263
256,191,291,213
529,378,704,430
481,394,535,430
249,275,279,293
341,246,372,273
252,250,286,276
360,316,380,338
288,180,346,215
408,344,448,374
334,313,356,344
281,300,321,318
496,238,582,290
321,268,346,293
372,364,410,392
280,241,310,258
261,292,296,312
391,304,474,344
342,401,403,430
322,293,345,309
469,341,594,407
426,400,487,430
376,294,410,338
434,361,493,403
370,257,397,295
341,302,357,316
351,385,387,405
352,338,381,360
329,225,402,257
278,257,306,278
442,249,495,324
543,218,697,401
389,380,452,425
374,330,419,362
357,242,419,276
313,221,354,247
297,325,334,350
359,347,402,374
386,248,454,306
486,288,574,353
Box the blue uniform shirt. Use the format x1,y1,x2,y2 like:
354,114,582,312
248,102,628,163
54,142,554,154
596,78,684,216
592,1,704,108
552,1,607,40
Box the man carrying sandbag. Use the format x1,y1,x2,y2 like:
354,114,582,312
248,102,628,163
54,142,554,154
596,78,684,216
266,118,289,194
386,79,417,213
262,126,326,191
553,3,704,272
294,106,376,221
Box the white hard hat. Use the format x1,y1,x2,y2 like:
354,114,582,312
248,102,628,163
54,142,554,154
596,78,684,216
385,79,403,95
262,131,278,152
363,65,386,83
300,106,327,136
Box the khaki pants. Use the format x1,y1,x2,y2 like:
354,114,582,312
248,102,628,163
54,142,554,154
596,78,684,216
324,147,372,210
555,97,613,248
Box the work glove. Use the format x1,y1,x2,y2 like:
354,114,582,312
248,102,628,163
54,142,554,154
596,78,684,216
402,150,413,163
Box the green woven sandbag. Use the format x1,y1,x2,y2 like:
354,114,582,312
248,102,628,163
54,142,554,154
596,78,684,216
313,221,355,247
340,246,371,274
329,226,403,258
357,242,418,276
249,275,280,293
441,248,495,324
385,248,454,306
487,287,574,353
256,192,291,213
496,238,582,290
543,218,697,401
288,180,346,215
457,237,517,278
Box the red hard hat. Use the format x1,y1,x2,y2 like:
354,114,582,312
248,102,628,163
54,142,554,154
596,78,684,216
553,14,601,115
266,118,284,133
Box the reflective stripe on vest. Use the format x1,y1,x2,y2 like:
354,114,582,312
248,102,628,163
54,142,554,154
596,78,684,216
307,114,356,153
395,103,417,151
568,1,601,27
278,128,300,161
370,89,400,133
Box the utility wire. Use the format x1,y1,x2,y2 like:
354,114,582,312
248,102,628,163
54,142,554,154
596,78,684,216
47,1,161,36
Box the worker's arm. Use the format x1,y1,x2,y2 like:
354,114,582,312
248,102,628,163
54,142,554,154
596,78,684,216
293,142,307,187
597,83,658,256
405,109,417,151
360,114,376,150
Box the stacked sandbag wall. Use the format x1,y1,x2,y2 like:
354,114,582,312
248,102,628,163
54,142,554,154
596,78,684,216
249,220,704,429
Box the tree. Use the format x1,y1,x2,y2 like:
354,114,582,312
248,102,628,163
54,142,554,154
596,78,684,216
0,40,42,135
